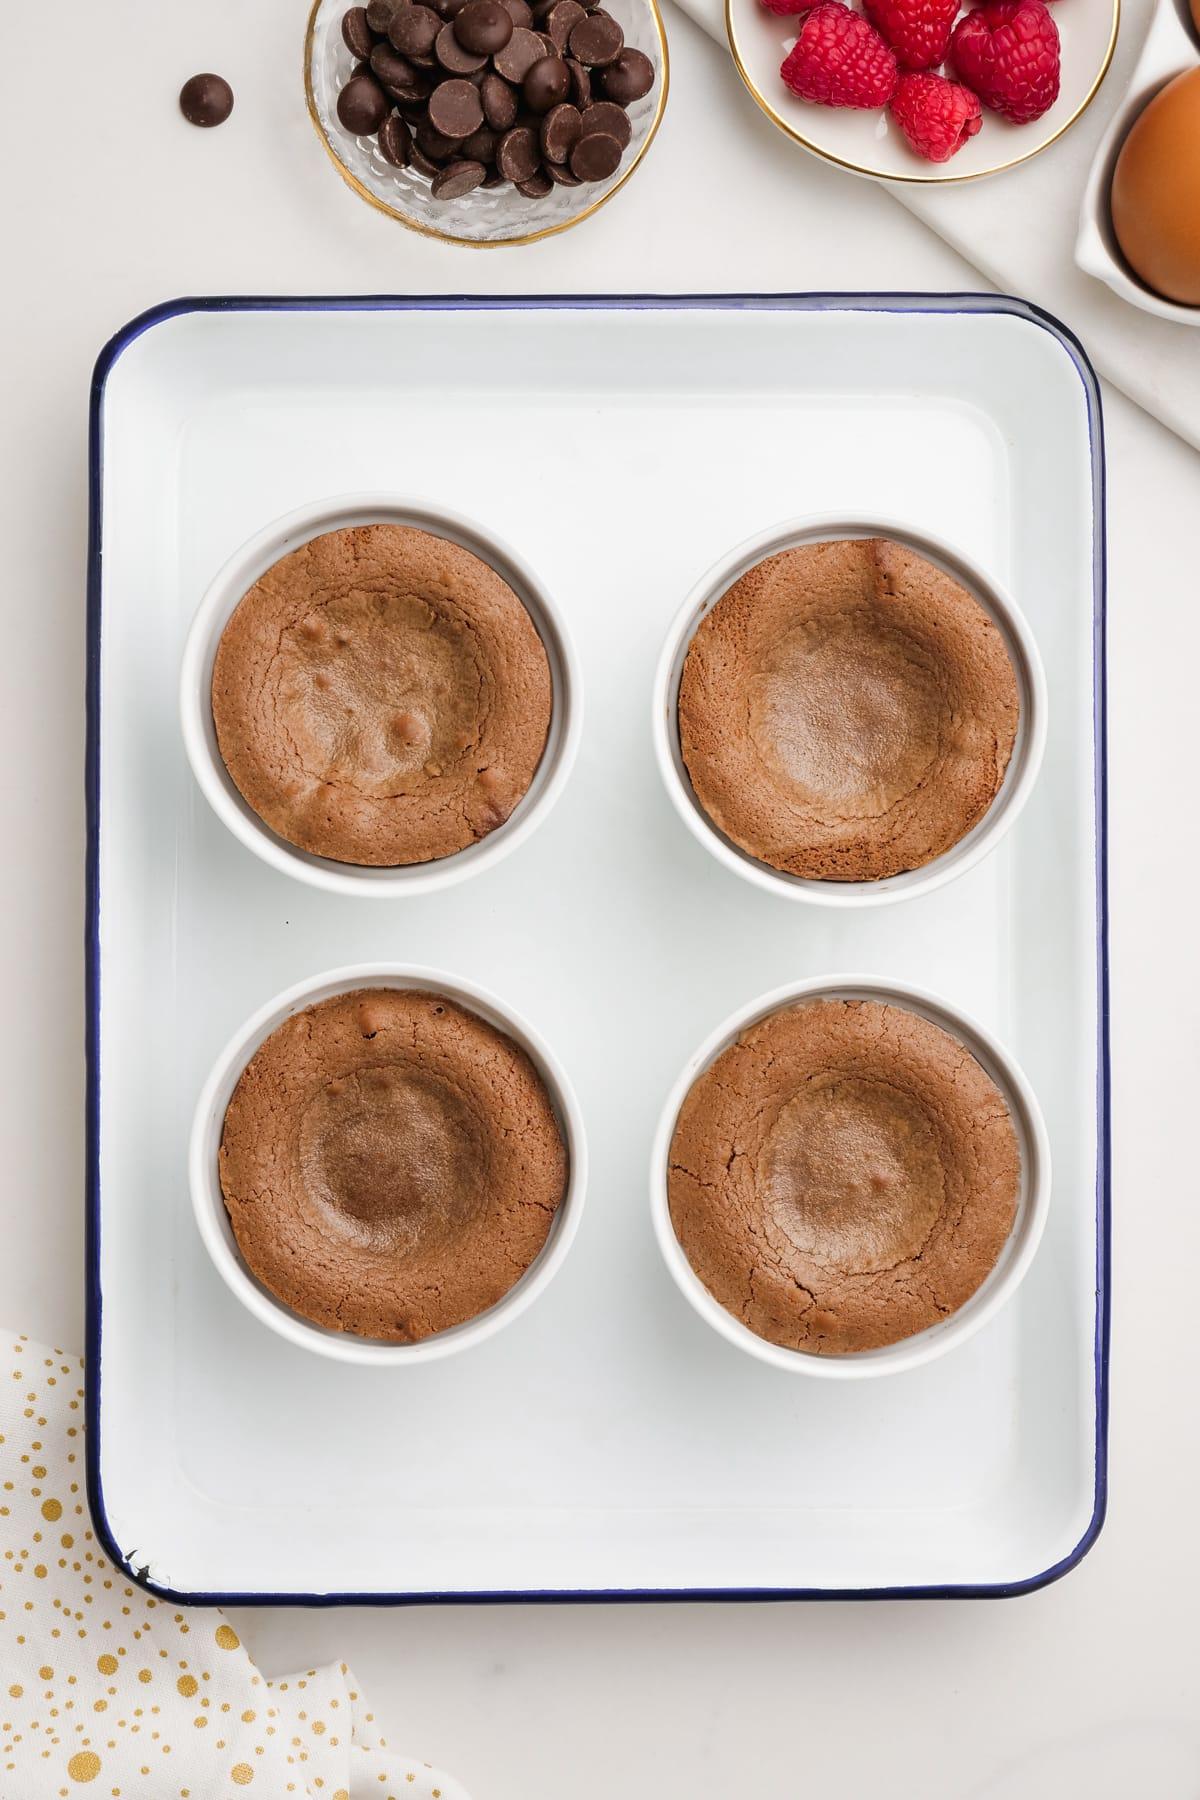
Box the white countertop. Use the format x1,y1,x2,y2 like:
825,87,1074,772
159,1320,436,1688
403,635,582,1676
1,2,1196,1795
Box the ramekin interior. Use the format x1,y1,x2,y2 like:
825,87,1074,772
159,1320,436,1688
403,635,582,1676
652,516,1048,908
650,975,1051,1379
180,494,582,897
190,964,587,1365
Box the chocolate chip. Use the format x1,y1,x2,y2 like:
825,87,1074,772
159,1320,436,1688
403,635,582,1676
492,26,545,81
496,122,540,180
179,72,234,127
366,0,399,26
435,20,488,70
480,70,519,128
599,46,653,102
415,116,465,158
500,0,534,23
523,54,570,112
431,157,487,196
379,110,414,163
388,3,442,54
579,97,630,146
410,143,442,176
546,157,581,184
336,72,390,132
428,75,484,136
516,168,553,196
569,127,621,180
540,100,582,162
544,0,586,50
566,56,591,106
483,165,509,184
370,41,425,93
342,6,376,59
460,124,500,160
454,0,514,52
568,10,623,65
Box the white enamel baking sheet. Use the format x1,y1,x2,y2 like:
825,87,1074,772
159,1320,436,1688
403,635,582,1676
87,296,1107,1601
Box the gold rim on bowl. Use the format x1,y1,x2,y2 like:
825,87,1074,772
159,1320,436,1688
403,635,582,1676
304,0,670,246
725,0,1120,185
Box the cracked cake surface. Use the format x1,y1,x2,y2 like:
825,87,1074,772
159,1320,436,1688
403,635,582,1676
667,998,1020,1355
219,988,568,1342
212,523,552,867
678,536,1020,883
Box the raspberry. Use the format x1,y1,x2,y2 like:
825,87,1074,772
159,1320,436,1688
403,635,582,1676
759,0,822,15
890,70,983,159
949,0,1061,125
862,0,960,71
780,2,899,109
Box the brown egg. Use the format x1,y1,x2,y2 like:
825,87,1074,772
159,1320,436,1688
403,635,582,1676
1111,68,1200,306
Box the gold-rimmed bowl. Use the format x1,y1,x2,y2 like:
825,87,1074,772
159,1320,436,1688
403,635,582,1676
305,0,668,245
726,0,1119,184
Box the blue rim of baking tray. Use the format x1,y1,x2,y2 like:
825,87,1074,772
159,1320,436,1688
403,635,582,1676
85,293,1109,1607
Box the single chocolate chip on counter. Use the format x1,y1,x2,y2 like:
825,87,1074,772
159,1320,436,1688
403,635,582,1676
523,54,570,112
388,3,442,55
428,75,485,136
431,157,488,196
496,122,541,180
569,127,621,179
378,110,413,163
516,168,553,195
565,56,591,106
366,0,399,27
454,0,514,52
579,97,630,146
337,72,390,132
435,20,489,70
540,100,582,162
480,69,519,128
342,6,376,59
179,72,234,127
492,26,545,81
599,45,653,102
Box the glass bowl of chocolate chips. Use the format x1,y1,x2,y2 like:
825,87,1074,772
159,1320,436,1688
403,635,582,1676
306,0,668,244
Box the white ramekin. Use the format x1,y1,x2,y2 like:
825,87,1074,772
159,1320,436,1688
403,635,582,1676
190,963,587,1365
1075,0,1200,327
180,494,583,897
652,516,1048,908
650,974,1051,1380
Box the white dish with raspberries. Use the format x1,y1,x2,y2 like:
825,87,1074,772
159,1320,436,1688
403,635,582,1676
726,0,1118,180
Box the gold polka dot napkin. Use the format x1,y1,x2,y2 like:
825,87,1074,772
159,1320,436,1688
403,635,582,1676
0,1334,471,1799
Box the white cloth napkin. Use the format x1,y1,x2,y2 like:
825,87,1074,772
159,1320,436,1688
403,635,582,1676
0,1332,471,1800
671,0,1200,452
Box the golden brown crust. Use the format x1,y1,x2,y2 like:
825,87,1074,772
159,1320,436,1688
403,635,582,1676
212,524,552,867
667,998,1020,1355
219,989,567,1342
678,538,1019,882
